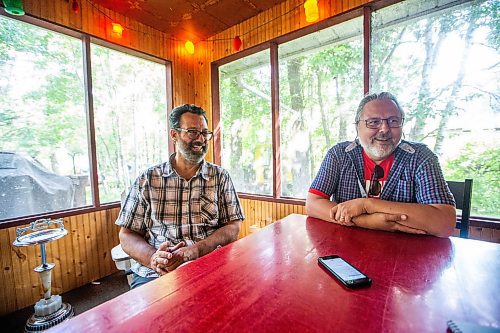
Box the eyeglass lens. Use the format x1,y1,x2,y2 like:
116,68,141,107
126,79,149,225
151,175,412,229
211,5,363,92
189,130,212,139
180,128,213,140
364,117,403,129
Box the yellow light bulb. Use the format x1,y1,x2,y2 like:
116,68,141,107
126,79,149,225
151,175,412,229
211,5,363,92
304,0,319,23
185,40,195,54
111,23,124,38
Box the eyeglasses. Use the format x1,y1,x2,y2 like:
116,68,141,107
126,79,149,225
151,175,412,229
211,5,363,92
175,128,213,140
358,117,404,129
368,165,384,197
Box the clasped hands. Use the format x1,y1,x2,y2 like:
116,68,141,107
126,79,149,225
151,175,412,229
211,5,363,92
150,241,198,276
330,198,425,234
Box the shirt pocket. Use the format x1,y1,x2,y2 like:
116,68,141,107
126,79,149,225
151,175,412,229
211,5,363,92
200,190,219,225
393,180,415,203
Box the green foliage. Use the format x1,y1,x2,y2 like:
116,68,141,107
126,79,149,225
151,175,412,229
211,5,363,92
90,45,169,201
220,0,499,215
0,15,86,167
219,61,273,194
1,15,169,209
219,31,365,197
371,0,499,217
444,144,499,217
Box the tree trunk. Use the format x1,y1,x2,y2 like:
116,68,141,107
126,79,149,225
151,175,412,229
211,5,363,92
409,18,442,141
316,70,331,148
371,26,407,88
286,58,310,196
229,77,244,184
335,77,348,141
434,13,475,154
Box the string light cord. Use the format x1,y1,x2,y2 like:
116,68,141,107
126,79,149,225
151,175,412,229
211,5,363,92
84,0,172,40
83,0,305,44
208,2,303,42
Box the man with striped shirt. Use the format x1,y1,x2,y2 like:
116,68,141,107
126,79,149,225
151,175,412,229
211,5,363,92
306,92,456,238
116,104,244,288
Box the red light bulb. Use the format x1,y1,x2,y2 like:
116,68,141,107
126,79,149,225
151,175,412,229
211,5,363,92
71,0,80,14
233,36,242,52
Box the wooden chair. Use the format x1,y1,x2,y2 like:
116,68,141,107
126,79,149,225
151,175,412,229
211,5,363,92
446,179,473,238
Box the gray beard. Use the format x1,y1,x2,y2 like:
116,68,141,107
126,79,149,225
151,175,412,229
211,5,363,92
363,142,396,160
183,151,205,164
359,137,399,160
176,141,207,164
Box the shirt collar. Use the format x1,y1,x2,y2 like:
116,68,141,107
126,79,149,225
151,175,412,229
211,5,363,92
199,159,210,180
161,153,209,180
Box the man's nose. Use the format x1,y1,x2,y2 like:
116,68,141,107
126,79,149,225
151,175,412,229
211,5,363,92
195,133,206,142
379,119,391,132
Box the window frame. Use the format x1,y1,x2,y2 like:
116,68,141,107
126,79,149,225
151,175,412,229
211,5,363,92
212,6,366,204
211,0,500,228
0,12,173,228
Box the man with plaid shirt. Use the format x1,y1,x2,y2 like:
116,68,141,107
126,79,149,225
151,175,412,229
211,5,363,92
306,92,456,238
116,104,244,288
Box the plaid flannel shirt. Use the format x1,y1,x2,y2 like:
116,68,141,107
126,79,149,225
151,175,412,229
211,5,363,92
116,155,244,278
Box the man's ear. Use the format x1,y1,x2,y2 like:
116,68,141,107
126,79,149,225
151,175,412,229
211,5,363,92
170,128,178,142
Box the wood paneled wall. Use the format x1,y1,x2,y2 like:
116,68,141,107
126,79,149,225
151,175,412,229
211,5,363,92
467,226,500,243
2,0,499,317
238,199,306,238
0,208,121,316
0,200,306,316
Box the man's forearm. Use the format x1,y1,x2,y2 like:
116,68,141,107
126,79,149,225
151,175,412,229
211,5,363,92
364,199,456,237
306,193,337,223
352,213,426,234
119,227,157,268
195,220,241,258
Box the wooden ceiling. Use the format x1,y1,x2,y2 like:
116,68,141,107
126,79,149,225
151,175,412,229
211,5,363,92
95,0,289,41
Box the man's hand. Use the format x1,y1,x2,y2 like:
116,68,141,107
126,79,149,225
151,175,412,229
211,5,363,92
165,244,200,271
330,198,367,225
353,213,426,234
150,241,186,276
163,220,241,272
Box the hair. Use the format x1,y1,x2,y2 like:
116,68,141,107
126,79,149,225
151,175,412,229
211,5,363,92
354,92,405,123
169,104,208,129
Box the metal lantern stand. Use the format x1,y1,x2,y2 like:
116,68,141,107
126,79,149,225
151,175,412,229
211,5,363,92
13,218,74,332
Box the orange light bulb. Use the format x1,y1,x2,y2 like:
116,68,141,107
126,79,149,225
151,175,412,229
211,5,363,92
111,23,124,38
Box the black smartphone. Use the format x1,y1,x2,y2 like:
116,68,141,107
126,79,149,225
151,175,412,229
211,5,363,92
318,255,372,288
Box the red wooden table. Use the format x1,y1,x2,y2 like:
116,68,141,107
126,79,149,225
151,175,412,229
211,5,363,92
48,214,500,332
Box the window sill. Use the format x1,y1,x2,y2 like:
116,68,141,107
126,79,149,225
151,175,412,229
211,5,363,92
0,202,121,230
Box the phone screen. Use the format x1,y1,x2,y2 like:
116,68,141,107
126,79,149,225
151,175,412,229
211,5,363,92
318,255,371,288
322,257,366,281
